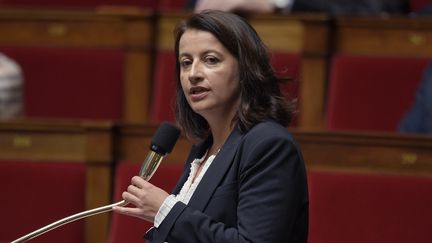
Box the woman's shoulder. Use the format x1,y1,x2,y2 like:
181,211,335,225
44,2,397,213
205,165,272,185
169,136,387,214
247,120,292,138
238,120,303,163
241,120,296,147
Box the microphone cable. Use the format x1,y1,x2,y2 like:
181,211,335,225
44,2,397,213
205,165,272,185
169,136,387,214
11,122,180,243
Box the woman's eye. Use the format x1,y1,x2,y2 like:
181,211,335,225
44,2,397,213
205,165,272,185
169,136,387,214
180,59,192,68
205,56,219,65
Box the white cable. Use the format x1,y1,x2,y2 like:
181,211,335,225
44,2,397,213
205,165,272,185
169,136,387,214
11,200,128,243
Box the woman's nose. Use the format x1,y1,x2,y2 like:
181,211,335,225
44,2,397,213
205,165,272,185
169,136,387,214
188,62,204,83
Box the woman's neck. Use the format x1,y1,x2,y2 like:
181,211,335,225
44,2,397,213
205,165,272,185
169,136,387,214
203,101,239,153
208,119,234,154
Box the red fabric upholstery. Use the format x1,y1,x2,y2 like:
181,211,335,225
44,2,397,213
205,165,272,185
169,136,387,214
326,55,429,131
0,47,124,120
150,51,301,127
108,162,184,243
150,51,177,123
157,0,187,10
308,170,432,243
409,0,432,12
0,160,86,242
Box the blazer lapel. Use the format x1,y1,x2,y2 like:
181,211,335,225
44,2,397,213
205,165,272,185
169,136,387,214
187,128,243,212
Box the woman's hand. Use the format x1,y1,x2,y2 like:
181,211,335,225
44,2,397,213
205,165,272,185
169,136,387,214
112,176,169,222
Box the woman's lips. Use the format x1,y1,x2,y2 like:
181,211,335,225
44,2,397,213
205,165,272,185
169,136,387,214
189,86,209,101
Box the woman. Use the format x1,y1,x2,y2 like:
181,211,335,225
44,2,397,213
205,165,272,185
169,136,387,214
113,10,308,242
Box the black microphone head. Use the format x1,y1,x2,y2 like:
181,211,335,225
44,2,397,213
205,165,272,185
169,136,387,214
150,122,181,155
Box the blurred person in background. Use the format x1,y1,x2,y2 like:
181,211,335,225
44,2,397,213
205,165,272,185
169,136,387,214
187,0,409,15
398,5,432,134
399,63,432,134
0,53,24,119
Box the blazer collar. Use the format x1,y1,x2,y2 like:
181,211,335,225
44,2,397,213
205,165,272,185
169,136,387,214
186,127,243,211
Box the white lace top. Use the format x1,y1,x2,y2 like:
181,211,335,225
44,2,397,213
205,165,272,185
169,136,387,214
154,150,218,227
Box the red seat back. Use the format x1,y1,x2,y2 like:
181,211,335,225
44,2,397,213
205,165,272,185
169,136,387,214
0,160,86,242
157,0,187,10
326,55,429,131
1,47,124,120
308,170,432,243
150,50,177,123
409,0,432,12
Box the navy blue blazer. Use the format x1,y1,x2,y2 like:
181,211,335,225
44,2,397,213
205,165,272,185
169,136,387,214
145,120,308,243
399,63,432,133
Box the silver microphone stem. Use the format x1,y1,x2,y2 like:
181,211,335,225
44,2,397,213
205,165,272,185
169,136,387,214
139,151,164,180
12,151,165,243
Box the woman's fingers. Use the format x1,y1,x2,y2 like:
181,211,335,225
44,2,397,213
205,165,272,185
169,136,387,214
122,190,140,205
113,176,169,222
112,205,152,221
131,176,147,188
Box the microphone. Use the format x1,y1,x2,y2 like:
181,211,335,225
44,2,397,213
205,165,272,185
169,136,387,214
139,121,181,180
12,122,181,243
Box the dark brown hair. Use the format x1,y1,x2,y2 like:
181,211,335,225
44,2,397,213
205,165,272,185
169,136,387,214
174,10,292,140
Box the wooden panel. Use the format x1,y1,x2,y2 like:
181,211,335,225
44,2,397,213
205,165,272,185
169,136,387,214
0,119,112,162
0,9,154,123
292,129,432,176
250,16,304,52
0,131,85,161
251,14,329,55
156,12,186,51
156,12,329,53
0,9,154,48
86,165,112,243
298,56,327,129
334,16,432,57
116,123,432,176
123,51,153,122
0,119,113,243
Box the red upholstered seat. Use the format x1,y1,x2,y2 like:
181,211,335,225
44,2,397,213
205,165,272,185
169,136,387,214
0,160,86,242
409,0,432,12
157,0,187,10
308,170,432,243
108,162,184,243
150,51,177,123
326,55,429,132
0,47,124,120
150,51,301,127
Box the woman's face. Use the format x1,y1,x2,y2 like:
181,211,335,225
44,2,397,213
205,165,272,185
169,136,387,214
178,29,240,120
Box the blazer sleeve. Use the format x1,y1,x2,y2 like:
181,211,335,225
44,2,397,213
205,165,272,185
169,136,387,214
146,125,308,243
